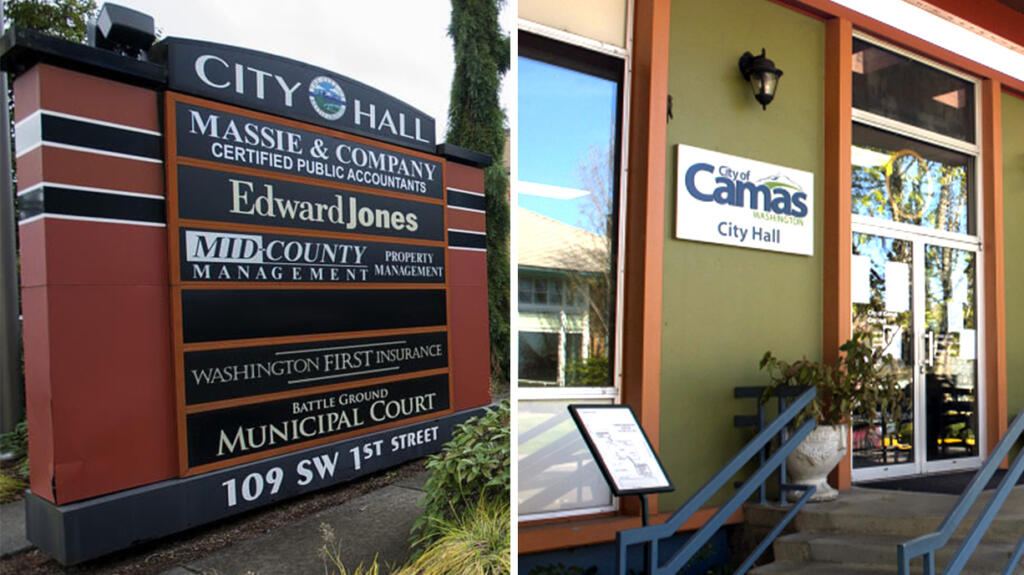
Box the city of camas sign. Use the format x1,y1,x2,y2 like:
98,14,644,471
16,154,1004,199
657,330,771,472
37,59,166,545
166,93,452,474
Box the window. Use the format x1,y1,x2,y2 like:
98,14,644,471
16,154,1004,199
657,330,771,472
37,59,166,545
519,331,560,383
517,29,626,519
851,37,975,143
851,123,975,234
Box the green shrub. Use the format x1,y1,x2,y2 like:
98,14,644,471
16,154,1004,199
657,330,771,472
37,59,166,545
15,456,29,481
401,497,509,575
412,400,509,546
320,498,509,575
0,420,29,485
0,473,27,503
0,420,27,456
565,356,609,387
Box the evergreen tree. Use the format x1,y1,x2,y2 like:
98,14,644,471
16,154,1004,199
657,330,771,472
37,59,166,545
446,0,510,389
0,0,96,437
4,0,97,42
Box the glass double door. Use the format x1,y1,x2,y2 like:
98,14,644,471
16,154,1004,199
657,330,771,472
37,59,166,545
851,229,983,480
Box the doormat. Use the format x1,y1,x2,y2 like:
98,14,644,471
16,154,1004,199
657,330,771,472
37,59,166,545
857,469,1023,495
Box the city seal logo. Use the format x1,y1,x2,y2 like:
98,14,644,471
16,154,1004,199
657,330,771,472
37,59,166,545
308,76,347,120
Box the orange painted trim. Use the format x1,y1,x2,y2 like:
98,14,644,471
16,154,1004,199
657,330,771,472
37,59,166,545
981,79,1008,462
183,406,455,477
765,0,828,21
779,0,1024,95
184,367,451,413
618,0,670,519
177,156,446,207
906,0,1024,51
823,17,854,492
175,219,446,250
181,325,448,353
519,506,744,555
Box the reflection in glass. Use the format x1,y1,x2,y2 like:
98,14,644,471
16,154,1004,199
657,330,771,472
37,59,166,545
851,124,974,234
924,245,978,462
519,332,559,384
852,38,975,142
518,399,614,516
852,233,915,469
517,48,620,389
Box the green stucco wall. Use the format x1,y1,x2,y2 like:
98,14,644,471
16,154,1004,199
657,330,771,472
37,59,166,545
660,0,825,510
1004,91,1024,452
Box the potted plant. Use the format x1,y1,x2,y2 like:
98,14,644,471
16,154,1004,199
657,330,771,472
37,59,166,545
760,330,905,502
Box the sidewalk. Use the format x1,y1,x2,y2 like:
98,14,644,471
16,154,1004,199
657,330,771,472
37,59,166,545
0,470,429,574
161,471,428,575
0,498,30,558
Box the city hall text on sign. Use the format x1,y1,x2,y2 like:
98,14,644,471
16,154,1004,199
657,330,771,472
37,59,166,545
160,39,437,152
675,144,814,256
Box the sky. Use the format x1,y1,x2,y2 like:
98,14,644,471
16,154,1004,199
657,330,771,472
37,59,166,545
113,0,512,144
517,55,618,232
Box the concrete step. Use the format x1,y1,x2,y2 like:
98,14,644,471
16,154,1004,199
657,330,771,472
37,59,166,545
745,487,1024,544
772,532,1024,574
749,560,893,574
751,557,1022,575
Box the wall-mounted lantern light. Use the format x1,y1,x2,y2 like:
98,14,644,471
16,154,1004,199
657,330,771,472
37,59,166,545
739,48,783,110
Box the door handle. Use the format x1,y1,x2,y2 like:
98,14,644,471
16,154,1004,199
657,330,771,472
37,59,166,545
923,331,935,368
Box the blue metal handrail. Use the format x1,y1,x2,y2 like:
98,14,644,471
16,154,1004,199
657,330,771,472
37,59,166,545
615,386,818,575
898,409,1024,575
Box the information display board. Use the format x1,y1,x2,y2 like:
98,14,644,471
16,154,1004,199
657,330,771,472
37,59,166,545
568,405,673,496
166,92,452,475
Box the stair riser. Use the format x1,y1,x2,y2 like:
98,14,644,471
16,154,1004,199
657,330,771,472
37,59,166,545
751,561,1023,575
774,537,1024,572
748,507,1022,543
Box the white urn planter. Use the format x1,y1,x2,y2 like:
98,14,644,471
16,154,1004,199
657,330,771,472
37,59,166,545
786,424,847,502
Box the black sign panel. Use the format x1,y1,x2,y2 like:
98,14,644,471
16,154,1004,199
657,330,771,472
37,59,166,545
186,374,450,467
179,228,446,284
158,38,437,153
176,165,444,240
165,87,452,474
181,288,447,343
23,408,485,565
184,331,448,405
175,102,443,199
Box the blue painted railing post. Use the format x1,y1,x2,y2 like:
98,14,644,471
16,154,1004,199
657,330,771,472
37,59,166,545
778,394,788,506
758,400,767,504
616,386,818,574
897,410,1024,575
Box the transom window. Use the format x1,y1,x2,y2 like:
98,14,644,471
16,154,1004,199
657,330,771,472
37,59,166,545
852,37,975,143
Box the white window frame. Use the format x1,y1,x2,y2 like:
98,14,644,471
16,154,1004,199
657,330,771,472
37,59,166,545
515,12,634,522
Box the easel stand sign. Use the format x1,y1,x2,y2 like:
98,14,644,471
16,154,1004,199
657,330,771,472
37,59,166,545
568,404,674,526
